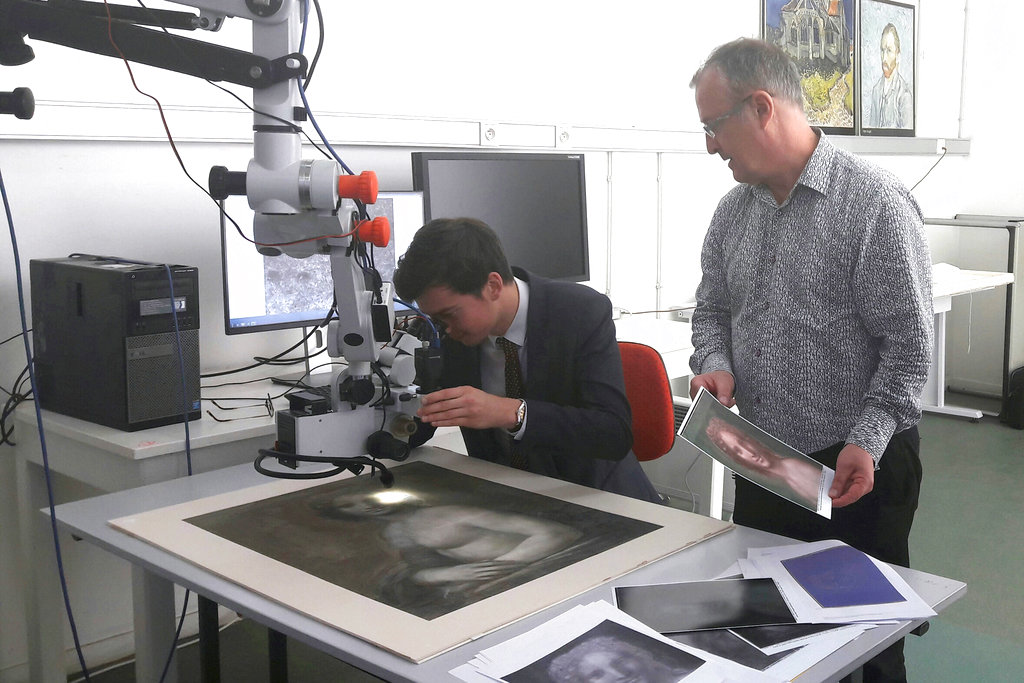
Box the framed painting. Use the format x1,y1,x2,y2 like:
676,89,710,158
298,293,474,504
762,0,856,135
859,0,916,136
110,449,732,663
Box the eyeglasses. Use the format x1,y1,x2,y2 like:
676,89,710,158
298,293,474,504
702,95,753,138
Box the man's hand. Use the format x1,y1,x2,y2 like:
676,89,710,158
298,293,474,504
690,370,736,407
830,444,875,507
418,386,520,430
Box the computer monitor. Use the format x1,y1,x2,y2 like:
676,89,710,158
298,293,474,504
220,191,424,335
411,152,590,282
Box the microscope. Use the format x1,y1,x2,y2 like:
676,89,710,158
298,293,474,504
1,0,438,483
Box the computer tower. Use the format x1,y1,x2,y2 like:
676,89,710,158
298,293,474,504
30,255,201,431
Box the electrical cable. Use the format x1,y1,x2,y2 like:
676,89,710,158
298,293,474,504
302,0,326,88
2,161,94,681
254,450,394,486
296,0,354,176
134,1,334,161
395,298,440,346
910,146,949,191
1,362,32,447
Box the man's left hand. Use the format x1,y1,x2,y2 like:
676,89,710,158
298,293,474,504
829,444,875,508
418,386,521,430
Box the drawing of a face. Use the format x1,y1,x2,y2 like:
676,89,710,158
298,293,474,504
705,417,778,472
880,26,900,79
716,429,772,470
577,650,655,683
323,490,422,517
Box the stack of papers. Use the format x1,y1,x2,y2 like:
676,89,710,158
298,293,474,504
450,600,778,682
744,539,936,624
452,540,932,682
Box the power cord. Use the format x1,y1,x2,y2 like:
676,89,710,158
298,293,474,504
3,160,94,681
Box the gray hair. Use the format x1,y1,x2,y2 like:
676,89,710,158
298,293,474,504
690,38,804,106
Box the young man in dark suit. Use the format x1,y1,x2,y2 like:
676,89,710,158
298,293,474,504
393,217,660,503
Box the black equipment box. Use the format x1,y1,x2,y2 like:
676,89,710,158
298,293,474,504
30,255,202,431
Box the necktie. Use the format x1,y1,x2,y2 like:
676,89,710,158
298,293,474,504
497,337,523,399
496,337,528,470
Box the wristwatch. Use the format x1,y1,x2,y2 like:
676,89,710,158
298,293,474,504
509,399,527,432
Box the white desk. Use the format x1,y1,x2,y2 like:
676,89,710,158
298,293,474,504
924,268,1015,419
13,377,467,683
13,379,285,683
48,453,965,683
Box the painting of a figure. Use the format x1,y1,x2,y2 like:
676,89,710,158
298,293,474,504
186,461,661,620
763,0,855,134
860,0,915,136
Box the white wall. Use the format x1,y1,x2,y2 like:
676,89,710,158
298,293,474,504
3,1,1022,679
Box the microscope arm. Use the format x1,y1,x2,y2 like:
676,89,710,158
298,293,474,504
0,0,304,87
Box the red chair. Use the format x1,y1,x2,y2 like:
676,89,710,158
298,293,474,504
618,341,676,461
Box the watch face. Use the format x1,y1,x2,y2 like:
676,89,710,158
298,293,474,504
514,400,526,429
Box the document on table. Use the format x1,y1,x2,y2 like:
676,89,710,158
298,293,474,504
747,540,936,623
449,600,779,682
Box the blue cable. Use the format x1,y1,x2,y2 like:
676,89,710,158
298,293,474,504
296,0,354,175
1,166,93,680
395,298,440,347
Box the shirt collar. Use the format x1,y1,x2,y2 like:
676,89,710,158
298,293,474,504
490,276,529,348
751,128,832,206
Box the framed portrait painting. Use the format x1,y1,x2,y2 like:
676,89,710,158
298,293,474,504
860,0,916,136
762,0,856,135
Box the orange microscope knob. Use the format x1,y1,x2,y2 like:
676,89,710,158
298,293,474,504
357,216,390,248
337,170,378,204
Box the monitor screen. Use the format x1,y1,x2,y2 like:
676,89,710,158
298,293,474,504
411,152,589,282
220,191,424,335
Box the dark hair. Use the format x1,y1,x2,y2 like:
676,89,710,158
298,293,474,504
393,217,514,302
690,38,803,107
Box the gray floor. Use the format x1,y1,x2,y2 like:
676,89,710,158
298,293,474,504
79,400,1024,682
904,402,1024,681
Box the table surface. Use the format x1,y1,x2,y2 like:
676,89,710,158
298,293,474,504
49,449,966,683
932,267,1014,300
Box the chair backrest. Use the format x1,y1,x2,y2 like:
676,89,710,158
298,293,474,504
618,341,675,461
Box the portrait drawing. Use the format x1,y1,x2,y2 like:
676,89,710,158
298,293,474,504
110,450,733,662
505,618,705,683
860,0,915,135
186,461,661,620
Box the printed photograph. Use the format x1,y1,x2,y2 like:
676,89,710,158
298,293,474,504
505,618,706,683
763,0,856,134
680,388,833,516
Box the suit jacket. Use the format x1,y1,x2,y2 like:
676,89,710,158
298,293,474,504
411,268,661,503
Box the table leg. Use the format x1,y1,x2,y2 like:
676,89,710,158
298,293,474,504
269,629,289,683
923,308,984,420
16,456,69,683
709,460,726,520
131,566,179,683
198,595,221,683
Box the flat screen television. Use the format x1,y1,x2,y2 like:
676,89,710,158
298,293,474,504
411,152,590,282
220,191,424,334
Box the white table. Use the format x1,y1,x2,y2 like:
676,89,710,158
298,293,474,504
924,268,1015,419
47,453,965,683
13,379,286,683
